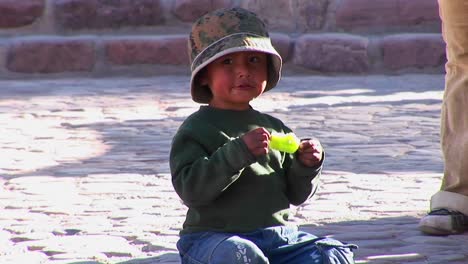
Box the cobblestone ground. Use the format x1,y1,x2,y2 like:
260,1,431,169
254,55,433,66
1,74,467,264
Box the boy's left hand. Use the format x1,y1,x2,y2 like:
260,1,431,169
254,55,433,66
297,138,323,167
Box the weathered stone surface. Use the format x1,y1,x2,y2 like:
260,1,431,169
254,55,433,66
241,0,296,32
335,0,440,31
7,39,95,73
382,34,446,70
105,36,189,66
294,0,329,32
172,0,233,22
54,0,164,30
0,0,45,28
293,33,369,73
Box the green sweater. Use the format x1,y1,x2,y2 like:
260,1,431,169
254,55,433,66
170,106,323,235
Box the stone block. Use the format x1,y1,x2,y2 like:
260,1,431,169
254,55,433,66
336,0,440,31
7,39,95,73
294,0,328,32
243,0,328,32
172,0,233,22
293,33,369,73
399,0,440,26
0,0,45,28
105,36,189,66
271,33,292,62
241,0,296,32
381,34,446,70
336,0,399,30
54,0,164,30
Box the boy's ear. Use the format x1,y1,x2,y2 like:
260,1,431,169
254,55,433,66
197,70,209,87
199,76,209,87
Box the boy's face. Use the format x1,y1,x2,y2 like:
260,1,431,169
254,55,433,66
200,51,268,110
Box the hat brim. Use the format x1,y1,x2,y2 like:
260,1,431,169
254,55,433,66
190,33,282,104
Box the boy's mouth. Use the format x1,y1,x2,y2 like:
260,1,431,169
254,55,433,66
236,82,255,90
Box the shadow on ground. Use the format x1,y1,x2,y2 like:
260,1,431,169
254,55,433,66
1,74,445,179
301,215,468,264
68,252,180,264
6,98,442,179
65,216,468,264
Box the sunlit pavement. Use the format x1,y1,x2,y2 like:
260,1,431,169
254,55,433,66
1,74,467,263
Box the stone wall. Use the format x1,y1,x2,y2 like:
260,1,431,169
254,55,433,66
0,0,444,79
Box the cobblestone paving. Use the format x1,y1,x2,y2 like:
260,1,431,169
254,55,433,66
1,74,467,263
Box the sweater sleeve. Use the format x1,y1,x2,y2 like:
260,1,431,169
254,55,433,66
276,116,323,205
285,152,324,206
170,127,256,207
262,114,324,206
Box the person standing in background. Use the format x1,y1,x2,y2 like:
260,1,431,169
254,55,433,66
419,0,468,235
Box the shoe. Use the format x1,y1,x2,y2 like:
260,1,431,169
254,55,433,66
419,208,468,235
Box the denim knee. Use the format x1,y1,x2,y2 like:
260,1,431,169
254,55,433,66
211,236,269,264
315,237,357,264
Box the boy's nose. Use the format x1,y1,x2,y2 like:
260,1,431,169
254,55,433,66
236,61,250,77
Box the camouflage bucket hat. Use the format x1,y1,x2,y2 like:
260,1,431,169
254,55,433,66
188,7,282,104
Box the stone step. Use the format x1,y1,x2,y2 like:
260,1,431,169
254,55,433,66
333,0,440,34
0,32,445,79
0,0,444,79
0,0,441,35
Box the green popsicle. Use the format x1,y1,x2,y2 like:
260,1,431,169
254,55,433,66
270,132,300,153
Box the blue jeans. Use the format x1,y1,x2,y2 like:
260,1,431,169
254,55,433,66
177,226,357,264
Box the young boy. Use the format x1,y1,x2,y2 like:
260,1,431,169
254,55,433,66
170,7,356,264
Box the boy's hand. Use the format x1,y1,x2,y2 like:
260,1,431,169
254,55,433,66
297,138,323,167
242,127,271,157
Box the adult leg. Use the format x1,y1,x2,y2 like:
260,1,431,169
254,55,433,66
177,232,269,264
419,0,468,235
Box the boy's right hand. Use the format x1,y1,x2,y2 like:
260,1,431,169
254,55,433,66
241,127,271,157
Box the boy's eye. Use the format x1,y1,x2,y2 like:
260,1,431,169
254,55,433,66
249,56,261,63
221,58,233,65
